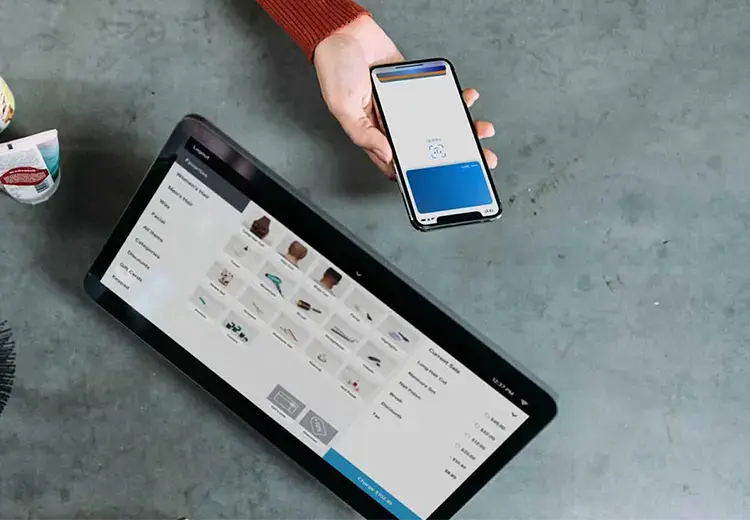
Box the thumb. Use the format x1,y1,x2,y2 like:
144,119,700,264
339,115,392,165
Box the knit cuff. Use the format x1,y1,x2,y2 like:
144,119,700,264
257,0,370,60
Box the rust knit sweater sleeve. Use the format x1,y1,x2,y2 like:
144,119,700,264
256,0,370,59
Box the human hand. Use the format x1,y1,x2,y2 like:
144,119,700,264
314,15,498,178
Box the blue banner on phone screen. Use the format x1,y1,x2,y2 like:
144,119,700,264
406,161,492,213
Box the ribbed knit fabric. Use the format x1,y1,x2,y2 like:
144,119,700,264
256,0,370,59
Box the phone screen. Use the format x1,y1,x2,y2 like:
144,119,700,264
372,60,499,226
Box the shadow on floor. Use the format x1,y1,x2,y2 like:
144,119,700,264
38,507,178,520
12,82,152,302
224,0,394,198
46,145,147,290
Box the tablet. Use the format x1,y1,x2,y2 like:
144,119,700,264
84,115,556,520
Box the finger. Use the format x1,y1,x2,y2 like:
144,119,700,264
484,148,498,169
475,120,495,139
339,114,393,165
463,88,480,108
365,149,396,179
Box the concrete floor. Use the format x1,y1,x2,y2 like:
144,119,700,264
1,0,749,517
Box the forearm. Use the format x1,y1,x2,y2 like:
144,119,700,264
256,0,369,59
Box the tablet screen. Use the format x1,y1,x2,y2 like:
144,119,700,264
101,139,528,519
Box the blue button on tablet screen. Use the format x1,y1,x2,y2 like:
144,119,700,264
324,449,421,519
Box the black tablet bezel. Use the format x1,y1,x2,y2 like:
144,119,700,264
85,115,556,520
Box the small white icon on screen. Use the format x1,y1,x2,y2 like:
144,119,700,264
310,416,328,437
429,143,447,159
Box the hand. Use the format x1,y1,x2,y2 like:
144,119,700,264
314,15,498,178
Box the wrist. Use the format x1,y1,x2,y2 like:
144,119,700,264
258,0,369,60
323,14,382,63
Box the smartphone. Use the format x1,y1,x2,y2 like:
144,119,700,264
371,58,501,231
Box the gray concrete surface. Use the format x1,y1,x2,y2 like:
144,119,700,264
1,0,749,517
